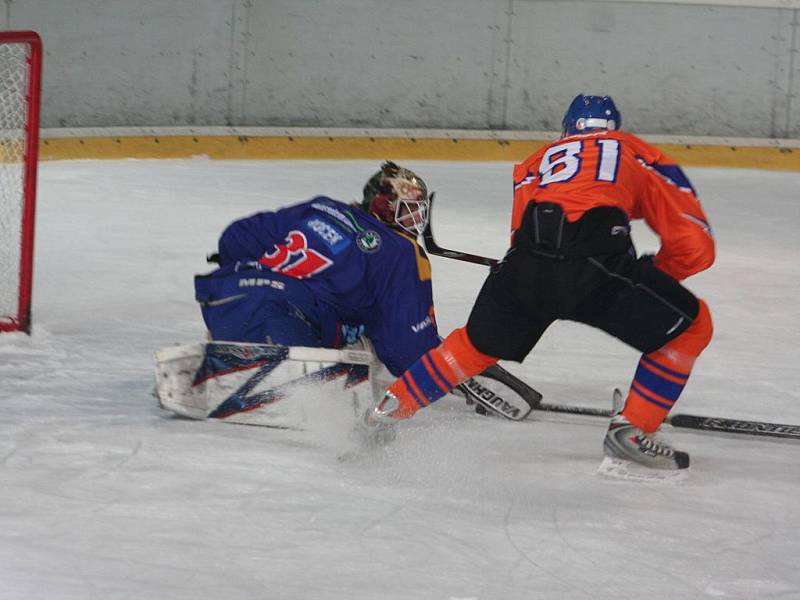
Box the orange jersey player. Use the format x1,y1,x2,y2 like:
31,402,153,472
361,94,716,479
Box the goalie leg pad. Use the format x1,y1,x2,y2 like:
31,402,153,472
154,342,373,428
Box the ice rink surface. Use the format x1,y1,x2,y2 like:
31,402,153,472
1,159,798,600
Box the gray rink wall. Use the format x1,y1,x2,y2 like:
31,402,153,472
4,0,799,138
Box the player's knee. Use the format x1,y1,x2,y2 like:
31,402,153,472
663,299,713,359
689,299,713,355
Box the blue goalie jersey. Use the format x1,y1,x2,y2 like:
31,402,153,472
203,196,440,376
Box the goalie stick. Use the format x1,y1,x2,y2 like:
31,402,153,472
458,364,542,421
422,195,499,267
423,206,800,440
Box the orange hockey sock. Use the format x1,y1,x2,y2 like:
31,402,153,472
623,299,713,432
385,327,498,419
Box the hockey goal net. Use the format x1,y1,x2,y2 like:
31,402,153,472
0,31,41,334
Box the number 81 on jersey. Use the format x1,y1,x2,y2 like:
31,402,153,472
539,139,621,186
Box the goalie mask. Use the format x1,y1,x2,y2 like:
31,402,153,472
362,161,431,236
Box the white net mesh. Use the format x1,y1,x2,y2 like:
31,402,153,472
0,41,30,326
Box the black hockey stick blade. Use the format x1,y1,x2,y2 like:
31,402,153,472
423,195,499,267
459,364,543,421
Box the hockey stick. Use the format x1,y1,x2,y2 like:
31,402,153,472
535,401,800,440
487,372,800,440
422,196,499,267
458,364,543,421
665,414,800,440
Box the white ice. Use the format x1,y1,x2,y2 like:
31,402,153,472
1,159,798,600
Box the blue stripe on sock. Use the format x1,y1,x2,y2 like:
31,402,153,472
407,359,448,405
401,372,429,408
641,354,688,381
634,361,685,403
632,381,675,410
424,355,455,392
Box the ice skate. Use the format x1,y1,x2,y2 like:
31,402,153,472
354,391,401,448
598,413,689,482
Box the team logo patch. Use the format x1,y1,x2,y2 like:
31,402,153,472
356,230,382,253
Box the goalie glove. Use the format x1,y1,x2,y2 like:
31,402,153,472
341,323,365,345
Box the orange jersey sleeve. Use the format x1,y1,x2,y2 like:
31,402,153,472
510,130,714,280
637,167,715,280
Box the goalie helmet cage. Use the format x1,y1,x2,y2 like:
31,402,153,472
0,31,41,334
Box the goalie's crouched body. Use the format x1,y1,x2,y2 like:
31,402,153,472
193,161,442,379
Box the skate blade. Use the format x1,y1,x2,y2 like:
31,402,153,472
597,456,689,484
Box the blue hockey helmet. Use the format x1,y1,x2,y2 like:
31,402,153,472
561,94,621,136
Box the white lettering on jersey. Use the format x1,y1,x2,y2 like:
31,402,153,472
596,139,620,182
307,218,343,245
238,278,286,290
539,141,583,186
537,139,622,186
411,315,433,333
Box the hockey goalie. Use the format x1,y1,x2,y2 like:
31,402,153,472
155,161,440,427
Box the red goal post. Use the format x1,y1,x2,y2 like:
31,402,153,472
0,31,41,334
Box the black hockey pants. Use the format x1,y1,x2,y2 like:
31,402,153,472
466,205,700,361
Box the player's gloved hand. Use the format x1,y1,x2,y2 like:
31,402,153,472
341,323,365,345
638,253,655,265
